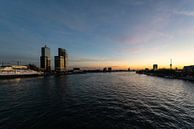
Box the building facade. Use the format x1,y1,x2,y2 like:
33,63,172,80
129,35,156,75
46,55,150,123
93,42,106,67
40,45,51,71
55,56,65,72
55,48,67,72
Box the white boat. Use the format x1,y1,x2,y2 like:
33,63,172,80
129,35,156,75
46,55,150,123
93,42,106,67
0,65,43,78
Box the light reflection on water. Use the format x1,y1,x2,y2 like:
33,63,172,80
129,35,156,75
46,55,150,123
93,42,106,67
0,72,194,129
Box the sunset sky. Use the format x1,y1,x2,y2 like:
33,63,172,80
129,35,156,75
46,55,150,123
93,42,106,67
1,0,194,69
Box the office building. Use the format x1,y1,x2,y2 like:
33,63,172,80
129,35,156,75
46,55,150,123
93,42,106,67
58,48,66,56
55,56,65,72
55,48,67,72
40,45,51,71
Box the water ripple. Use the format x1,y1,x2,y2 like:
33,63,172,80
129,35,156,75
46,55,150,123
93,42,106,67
0,72,194,129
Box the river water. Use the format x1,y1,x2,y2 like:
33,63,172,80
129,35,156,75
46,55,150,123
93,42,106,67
0,72,194,129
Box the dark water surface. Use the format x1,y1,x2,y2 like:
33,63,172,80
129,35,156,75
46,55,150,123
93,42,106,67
0,72,194,129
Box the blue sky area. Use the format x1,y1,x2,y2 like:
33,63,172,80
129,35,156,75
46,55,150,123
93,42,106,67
1,0,194,69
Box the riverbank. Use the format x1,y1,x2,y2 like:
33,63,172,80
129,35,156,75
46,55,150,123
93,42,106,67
0,70,132,79
0,74,43,79
136,69,194,81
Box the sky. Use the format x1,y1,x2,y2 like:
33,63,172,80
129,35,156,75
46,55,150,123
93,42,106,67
1,0,194,69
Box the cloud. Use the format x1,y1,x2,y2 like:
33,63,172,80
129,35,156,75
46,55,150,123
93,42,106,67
173,10,194,16
117,0,145,6
117,13,172,46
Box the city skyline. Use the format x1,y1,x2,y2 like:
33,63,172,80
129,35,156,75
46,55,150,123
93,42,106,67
1,0,194,69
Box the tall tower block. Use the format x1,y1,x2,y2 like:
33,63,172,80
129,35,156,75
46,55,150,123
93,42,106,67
40,45,51,71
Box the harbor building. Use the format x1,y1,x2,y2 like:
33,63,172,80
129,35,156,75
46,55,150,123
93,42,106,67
40,45,51,71
55,48,67,72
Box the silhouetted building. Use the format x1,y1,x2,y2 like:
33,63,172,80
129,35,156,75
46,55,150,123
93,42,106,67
73,68,80,71
108,67,112,72
183,65,194,73
153,64,158,71
55,56,65,72
103,67,107,72
40,45,51,71
55,48,67,72
58,48,66,57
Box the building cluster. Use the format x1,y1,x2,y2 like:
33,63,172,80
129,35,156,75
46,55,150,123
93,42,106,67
152,59,172,71
40,45,67,72
40,46,194,74
103,67,112,72
152,63,194,73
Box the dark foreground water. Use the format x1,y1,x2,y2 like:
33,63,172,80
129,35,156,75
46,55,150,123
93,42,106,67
0,72,194,129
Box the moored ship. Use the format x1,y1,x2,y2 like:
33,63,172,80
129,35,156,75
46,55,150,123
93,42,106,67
0,65,43,79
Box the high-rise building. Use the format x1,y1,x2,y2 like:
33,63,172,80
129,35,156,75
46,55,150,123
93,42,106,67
55,48,67,72
58,48,66,56
55,56,65,71
153,64,158,71
40,45,51,71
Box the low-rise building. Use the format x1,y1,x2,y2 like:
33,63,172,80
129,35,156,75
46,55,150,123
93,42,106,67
183,65,194,73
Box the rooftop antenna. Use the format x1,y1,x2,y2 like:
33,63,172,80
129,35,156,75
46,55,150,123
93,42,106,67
170,59,172,70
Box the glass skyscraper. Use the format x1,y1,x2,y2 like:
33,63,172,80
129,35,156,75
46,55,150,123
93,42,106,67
40,45,51,71
55,48,67,72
